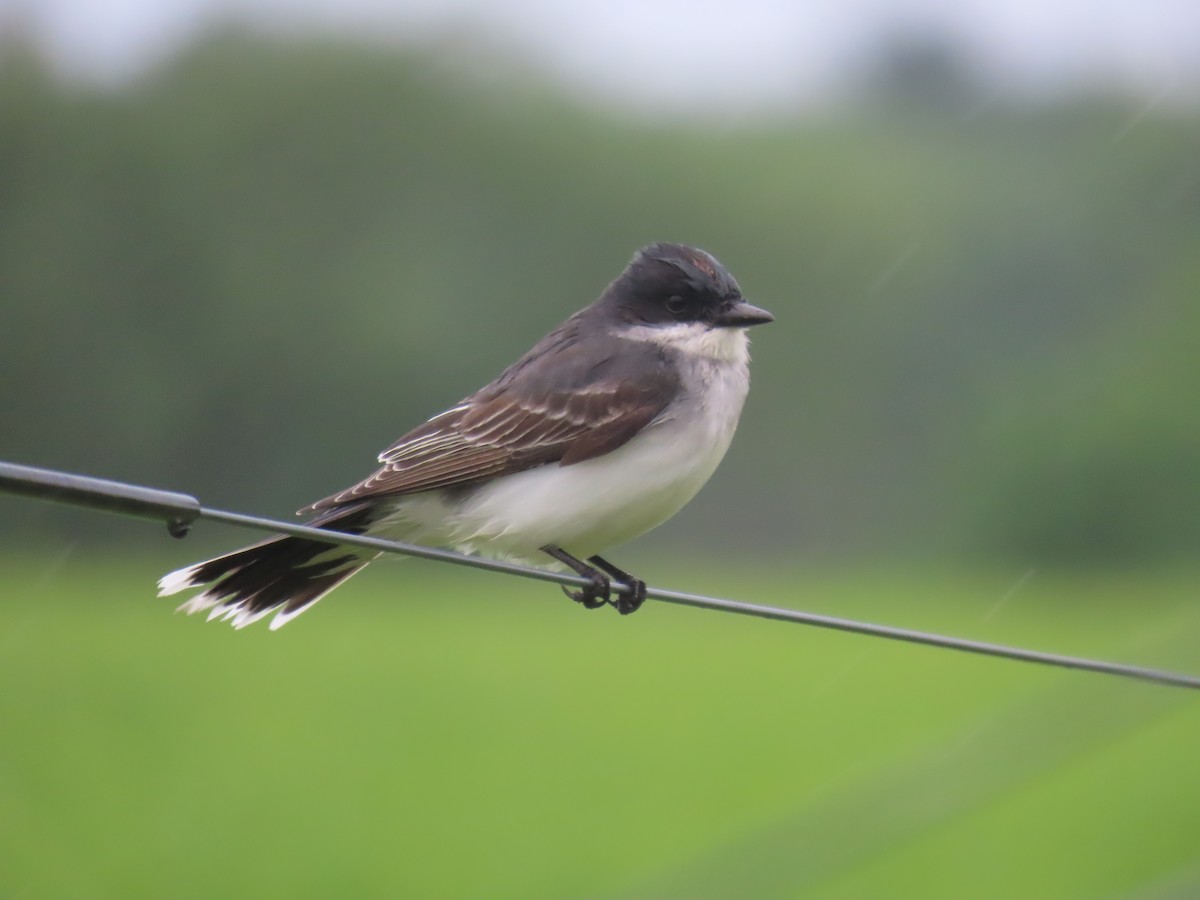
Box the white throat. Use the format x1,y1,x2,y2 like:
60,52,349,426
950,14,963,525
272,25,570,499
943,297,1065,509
619,322,750,365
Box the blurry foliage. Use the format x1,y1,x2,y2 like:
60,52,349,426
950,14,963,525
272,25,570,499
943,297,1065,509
1,31,1197,563
3,560,1199,898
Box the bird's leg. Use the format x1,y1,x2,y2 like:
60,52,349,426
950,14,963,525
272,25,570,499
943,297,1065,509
541,545,610,610
588,555,647,615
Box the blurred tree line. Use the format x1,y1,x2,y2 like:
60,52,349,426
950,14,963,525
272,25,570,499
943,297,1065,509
1,30,1197,564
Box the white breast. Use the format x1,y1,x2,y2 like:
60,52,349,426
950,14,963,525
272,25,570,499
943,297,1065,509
375,325,753,564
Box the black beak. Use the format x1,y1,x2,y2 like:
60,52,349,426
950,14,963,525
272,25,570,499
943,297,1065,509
713,299,774,328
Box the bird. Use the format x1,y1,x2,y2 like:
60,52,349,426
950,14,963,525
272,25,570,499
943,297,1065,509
158,242,773,629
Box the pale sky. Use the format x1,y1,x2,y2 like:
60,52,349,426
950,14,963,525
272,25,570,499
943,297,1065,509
5,0,1200,112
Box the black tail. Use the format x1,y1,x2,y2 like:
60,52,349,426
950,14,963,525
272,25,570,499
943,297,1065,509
157,504,378,630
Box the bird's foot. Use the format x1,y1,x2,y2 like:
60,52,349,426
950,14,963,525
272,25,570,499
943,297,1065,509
543,545,610,610
588,556,646,615
615,578,647,615
559,574,610,609
541,547,648,615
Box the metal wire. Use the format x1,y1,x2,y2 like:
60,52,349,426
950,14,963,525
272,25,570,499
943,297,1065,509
3,459,1198,691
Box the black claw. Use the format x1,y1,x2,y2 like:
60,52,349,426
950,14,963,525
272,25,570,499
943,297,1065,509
542,546,648,616
588,555,647,616
615,578,647,615
559,573,610,610
544,545,612,611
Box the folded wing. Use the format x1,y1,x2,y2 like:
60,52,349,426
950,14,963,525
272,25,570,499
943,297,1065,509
302,342,678,514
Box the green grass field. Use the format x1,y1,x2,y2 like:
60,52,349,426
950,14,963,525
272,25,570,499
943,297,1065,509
2,553,1198,898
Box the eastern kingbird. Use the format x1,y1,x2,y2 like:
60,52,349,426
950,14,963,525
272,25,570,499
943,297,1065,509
159,243,773,628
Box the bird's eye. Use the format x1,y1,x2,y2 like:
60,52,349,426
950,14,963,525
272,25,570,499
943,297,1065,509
665,295,689,316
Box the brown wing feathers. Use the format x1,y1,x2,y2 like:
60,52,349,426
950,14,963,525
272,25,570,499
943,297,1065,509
302,327,680,515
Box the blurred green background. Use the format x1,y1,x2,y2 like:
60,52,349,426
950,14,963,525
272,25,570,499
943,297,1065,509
2,9,1199,898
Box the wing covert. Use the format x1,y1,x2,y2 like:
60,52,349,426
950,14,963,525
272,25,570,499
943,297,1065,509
301,348,678,514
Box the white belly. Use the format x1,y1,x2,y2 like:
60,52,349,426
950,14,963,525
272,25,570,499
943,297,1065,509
373,339,751,564
447,400,738,559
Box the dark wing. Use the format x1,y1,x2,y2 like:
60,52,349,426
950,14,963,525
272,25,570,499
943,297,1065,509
302,328,678,514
